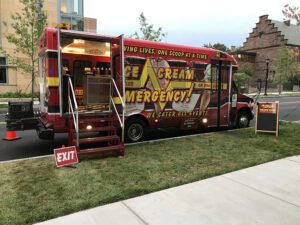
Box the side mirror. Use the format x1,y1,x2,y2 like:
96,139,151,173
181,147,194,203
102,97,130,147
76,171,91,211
257,79,262,92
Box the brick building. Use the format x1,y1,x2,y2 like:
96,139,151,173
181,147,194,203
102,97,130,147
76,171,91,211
84,17,97,33
235,15,300,91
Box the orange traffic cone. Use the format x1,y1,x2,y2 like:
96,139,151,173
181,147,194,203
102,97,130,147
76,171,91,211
3,130,21,141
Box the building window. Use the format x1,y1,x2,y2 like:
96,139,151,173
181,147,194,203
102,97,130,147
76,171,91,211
236,53,256,63
60,0,84,31
61,0,83,16
0,57,7,83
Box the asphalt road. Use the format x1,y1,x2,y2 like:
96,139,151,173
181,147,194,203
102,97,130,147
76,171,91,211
0,96,299,162
256,96,300,122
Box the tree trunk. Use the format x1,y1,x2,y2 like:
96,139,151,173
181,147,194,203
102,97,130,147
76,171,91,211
278,75,282,95
32,60,34,101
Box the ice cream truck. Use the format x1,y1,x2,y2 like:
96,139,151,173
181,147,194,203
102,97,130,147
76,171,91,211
5,27,254,156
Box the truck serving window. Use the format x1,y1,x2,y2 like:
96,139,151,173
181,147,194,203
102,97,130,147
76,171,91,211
193,62,207,81
125,56,146,65
125,57,146,79
167,60,187,68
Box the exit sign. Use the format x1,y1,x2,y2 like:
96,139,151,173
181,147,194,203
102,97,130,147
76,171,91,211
54,146,78,167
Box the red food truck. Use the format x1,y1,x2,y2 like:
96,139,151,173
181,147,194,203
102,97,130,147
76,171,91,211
5,28,254,156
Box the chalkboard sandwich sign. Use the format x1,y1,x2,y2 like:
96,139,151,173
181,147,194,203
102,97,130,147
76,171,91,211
255,101,279,136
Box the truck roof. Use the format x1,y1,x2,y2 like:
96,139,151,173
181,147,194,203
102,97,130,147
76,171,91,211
45,27,237,65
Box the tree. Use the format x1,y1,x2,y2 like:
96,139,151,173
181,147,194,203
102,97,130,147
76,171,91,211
203,43,229,52
131,12,167,41
282,4,300,24
273,46,296,94
234,63,252,93
1,0,47,99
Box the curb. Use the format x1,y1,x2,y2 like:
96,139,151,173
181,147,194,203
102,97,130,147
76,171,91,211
0,154,54,164
249,94,300,98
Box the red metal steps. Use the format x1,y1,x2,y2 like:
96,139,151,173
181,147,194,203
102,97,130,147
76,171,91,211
78,117,113,124
75,135,120,144
67,113,124,158
72,126,116,133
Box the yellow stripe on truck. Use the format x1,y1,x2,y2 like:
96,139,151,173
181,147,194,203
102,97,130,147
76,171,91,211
113,97,122,104
47,77,59,87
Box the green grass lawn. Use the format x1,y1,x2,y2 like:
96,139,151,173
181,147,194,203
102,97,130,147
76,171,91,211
1,122,300,225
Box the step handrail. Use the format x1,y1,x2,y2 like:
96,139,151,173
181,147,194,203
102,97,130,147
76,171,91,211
111,78,125,107
68,77,79,147
110,78,125,142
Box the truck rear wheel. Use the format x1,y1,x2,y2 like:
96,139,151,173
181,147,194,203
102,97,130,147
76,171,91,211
125,119,147,143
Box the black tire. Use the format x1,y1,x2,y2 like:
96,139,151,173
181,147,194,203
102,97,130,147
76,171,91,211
237,111,250,128
125,118,147,143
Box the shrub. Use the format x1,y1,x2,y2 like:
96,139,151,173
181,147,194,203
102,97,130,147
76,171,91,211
0,91,39,98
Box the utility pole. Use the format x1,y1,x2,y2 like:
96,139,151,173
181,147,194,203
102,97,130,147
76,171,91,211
264,58,270,96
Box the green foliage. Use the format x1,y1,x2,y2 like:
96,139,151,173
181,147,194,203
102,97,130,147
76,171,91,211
0,0,47,94
130,12,167,41
239,63,253,76
203,43,229,52
234,63,252,92
273,46,296,92
291,73,300,85
0,91,39,98
282,4,300,24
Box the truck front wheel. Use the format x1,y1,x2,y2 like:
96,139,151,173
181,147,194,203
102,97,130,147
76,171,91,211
237,111,250,128
125,119,147,143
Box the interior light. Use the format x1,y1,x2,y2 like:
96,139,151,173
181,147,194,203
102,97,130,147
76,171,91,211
202,118,208,124
73,39,85,44
62,47,85,54
154,119,159,123
86,125,92,130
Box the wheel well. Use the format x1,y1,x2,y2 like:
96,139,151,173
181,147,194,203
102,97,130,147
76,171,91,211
238,107,251,117
125,114,149,127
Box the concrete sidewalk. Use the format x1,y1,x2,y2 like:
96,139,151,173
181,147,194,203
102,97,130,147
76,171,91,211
36,156,300,225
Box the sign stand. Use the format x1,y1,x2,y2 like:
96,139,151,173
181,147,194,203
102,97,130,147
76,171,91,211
255,101,279,136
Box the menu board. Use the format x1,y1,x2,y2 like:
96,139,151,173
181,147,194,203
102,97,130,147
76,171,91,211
255,101,279,136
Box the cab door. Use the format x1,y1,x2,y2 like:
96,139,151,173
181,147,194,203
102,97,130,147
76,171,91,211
209,60,230,127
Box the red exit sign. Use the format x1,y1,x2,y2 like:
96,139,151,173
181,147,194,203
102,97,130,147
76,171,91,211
54,146,78,167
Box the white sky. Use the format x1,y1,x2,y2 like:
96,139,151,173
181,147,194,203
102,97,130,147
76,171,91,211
84,0,299,47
